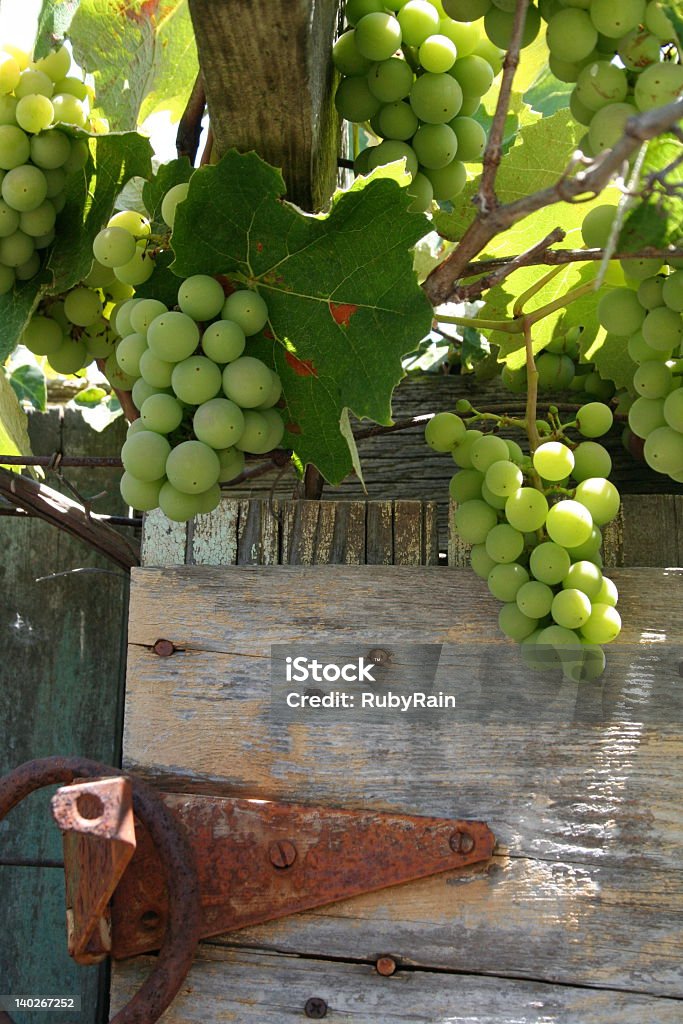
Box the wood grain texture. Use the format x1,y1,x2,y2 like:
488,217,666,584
188,0,340,211
0,866,107,1024
141,499,440,567
0,410,129,1024
219,375,683,550
112,946,683,1024
120,565,683,1003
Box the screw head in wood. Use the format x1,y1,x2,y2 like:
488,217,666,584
449,831,475,854
376,956,397,976
367,647,390,665
152,638,175,657
269,839,297,869
304,997,327,1018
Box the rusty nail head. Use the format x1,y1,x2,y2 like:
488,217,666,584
269,839,297,869
376,956,397,976
153,638,175,657
450,831,475,854
367,648,390,665
304,997,327,1018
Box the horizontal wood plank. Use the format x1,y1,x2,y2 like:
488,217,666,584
121,566,683,999
111,946,683,1023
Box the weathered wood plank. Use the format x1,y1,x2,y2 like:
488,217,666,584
120,565,683,1004
147,500,440,566
141,508,187,566
282,500,320,565
620,494,683,566
0,866,106,1024
393,500,423,565
126,566,680,652
122,568,683,867
0,410,128,1024
366,500,393,564
112,946,683,1023
188,0,340,211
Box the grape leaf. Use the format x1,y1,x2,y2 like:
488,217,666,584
619,136,683,250
434,111,583,245
0,370,32,468
581,329,637,391
35,0,81,56
524,67,574,117
171,151,433,484
0,130,152,364
9,364,47,412
473,90,540,164
482,263,598,369
69,0,198,130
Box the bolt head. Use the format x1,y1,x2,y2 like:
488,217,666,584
449,830,475,855
153,638,175,657
376,956,397,976
304,996,327,1018
269,839,297,869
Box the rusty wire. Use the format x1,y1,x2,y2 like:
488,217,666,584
0,756,202,1024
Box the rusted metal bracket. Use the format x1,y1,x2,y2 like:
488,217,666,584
51,776,136,963
54,782,495,961
1,757,495,1024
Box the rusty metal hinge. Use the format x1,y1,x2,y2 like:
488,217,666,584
0,756,496,1024
54,777,495,961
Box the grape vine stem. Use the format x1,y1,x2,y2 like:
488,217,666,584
456,246,683,287
478,0,530,214
423,96,683,306
523,318,540,455
455,227,566,301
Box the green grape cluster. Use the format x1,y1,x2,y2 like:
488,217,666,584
114,275,286,523
20,259,132,374
333,1,507,210
0,40,95,292
426,406,622,679
540,0,683,153
589,256,683,482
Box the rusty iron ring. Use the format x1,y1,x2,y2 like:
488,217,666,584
0,756,202,1024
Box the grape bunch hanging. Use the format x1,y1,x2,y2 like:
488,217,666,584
0,41,94,292
334,0,509,209
88,189,286,523
427,403,622,681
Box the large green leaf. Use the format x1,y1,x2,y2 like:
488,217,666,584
69,0,198,130
581,329,637,391
0,370,32,468
171,151,433,484
0,130,152,364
